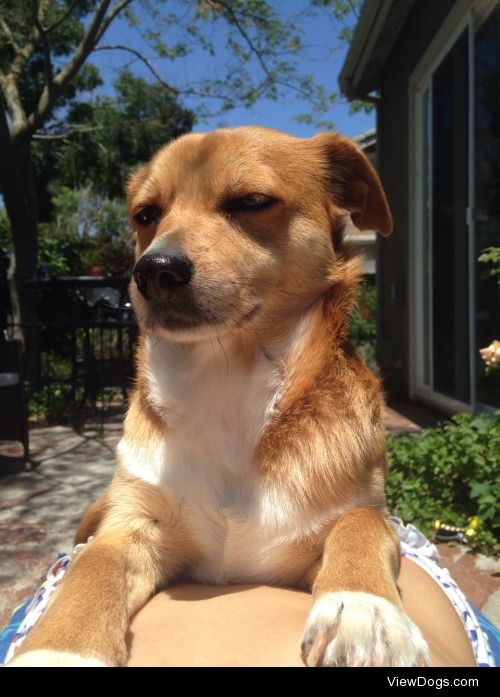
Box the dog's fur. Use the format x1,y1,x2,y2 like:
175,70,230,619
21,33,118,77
9,127,429,667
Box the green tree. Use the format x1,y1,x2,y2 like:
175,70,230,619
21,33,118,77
0,0,109,329
33,70,195,219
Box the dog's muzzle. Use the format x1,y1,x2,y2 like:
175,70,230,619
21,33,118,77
133,252,193,301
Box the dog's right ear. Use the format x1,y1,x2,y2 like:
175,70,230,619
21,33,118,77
313,132,393,236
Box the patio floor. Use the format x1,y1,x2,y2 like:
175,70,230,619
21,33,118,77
0,405,498,633
0,418,119,629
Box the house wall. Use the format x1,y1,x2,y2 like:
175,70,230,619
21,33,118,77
376,0,455,398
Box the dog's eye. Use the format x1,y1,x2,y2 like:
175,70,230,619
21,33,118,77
226,194,278,213
133,206,161,226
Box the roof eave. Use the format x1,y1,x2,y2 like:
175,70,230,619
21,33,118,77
339,0,416,100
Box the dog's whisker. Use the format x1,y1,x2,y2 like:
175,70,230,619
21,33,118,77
217,337,230,380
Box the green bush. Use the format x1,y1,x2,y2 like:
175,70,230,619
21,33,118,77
349,278,379,373
28,383,80,424
387,412,500,555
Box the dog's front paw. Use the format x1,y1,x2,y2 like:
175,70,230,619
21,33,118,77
301,591,430,667
6,649,111,667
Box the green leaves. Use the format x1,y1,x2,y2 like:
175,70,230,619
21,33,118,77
32,69,194,211
348,279,379,373
386,412,500,555
478,246,500,285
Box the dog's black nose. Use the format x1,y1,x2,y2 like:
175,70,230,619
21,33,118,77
133,252,193,299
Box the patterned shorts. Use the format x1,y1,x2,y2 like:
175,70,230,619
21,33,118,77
391,517,495,667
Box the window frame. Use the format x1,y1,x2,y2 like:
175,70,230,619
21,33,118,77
408,0,499,414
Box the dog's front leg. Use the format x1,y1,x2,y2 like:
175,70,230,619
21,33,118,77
301,508,430,667
7,485,191,667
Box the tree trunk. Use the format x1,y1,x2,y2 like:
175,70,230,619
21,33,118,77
0,102,39,342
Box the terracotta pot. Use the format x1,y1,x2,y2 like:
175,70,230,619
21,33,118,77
87,266,106,277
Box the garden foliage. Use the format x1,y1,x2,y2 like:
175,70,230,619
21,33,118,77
387,412,500,555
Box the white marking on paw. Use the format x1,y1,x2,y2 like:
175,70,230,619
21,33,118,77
301,591,430,667
6,649,111,667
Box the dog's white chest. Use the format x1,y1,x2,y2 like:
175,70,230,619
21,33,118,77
120,336,309,582
184,500,302,584
143,334,282,474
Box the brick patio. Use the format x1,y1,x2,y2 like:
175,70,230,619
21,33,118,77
0,419,119,628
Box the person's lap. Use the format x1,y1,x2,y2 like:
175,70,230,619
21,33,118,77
126,556,476,667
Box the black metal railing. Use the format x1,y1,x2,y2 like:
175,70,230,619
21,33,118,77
6,277,138,420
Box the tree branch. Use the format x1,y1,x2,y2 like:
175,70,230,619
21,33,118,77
94,0,135,45
101,45,262,113
8,0,52,80
0,73,28,135
93,45,179,95
33,113,186,141
45,0,81,34
346,0,361,21
33,125,104,140
0,16,21,53
207,0,273,80
27,0,134,135
52,0,112,84
9,27,38,81
33,0,54,97
201,1,321,108
0,3,49,134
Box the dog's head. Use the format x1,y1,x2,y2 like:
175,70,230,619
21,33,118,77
127,127,391,342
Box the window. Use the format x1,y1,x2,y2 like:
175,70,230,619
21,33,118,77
412,0,500,411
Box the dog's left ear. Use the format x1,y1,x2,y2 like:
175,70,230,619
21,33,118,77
313,132,393,236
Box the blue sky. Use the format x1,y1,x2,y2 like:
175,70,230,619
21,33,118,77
88,1,374,139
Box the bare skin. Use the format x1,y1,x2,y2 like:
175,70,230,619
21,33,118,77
126,557,476,667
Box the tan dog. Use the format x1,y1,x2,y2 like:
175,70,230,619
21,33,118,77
9,127,429,667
